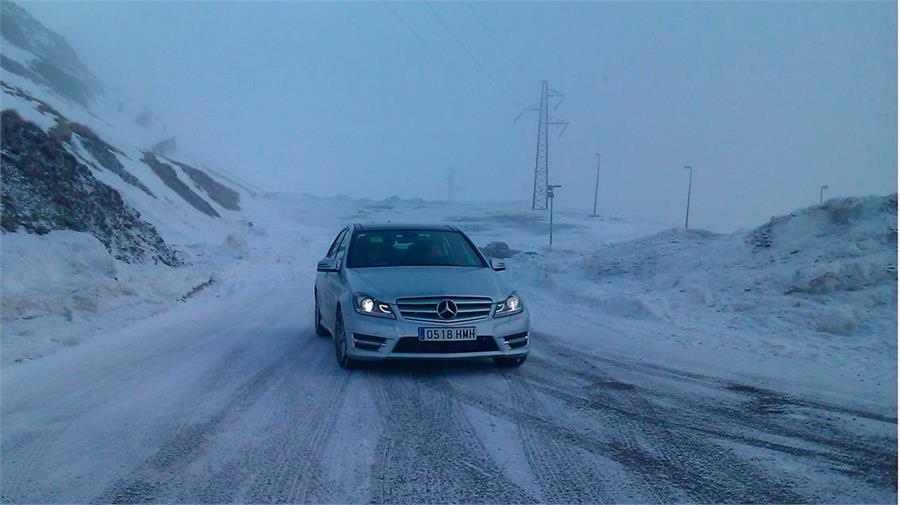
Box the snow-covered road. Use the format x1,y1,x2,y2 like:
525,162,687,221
2,258,896,504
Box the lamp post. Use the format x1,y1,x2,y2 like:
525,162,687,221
683,165,693,230
548,184,562,247
819,185,829,204
591,153,600,217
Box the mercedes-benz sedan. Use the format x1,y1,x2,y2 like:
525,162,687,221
314,224,529,369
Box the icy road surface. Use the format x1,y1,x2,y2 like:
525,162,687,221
1,266,896,504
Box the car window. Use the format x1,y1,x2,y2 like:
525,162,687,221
347,230,486,268
326,229,346,258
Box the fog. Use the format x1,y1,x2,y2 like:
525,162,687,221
26,1,897,232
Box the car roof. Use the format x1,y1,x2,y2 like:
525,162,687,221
353,223,458,232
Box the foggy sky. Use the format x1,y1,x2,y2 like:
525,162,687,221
24,1,898,232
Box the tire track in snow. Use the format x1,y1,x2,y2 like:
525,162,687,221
240,352,353,504
520,340,809,503
92,335,314,504
418,352,805,504
500,369,619,504
534,334,896,497
1,329,259,504
1,287,298,503
365,365,536,504
179,335,354,504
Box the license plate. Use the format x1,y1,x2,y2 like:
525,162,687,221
418,327,477,341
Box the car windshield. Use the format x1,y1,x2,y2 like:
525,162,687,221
347,230,486,268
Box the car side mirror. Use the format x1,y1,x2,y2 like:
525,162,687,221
317,258,340,272
490,258,506,271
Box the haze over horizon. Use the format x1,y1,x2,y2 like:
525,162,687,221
22,1,897,232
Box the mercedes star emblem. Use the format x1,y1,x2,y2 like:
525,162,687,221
437,299,458,319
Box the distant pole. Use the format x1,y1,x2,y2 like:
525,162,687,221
819,184,829,204
591,153,601,217
548,184,562,246
684,165,693,230
447,168,461,202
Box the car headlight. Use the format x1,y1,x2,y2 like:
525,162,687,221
494,293,523,317
355,295,395,318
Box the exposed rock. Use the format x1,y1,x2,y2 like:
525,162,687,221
1,110,181,266
61,118,155,198
142,152,220,218
2,80,62,118
169,159,241,211
2,82,155,199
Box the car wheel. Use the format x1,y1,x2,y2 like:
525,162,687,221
314,290,329,336
494,355,527,367
333,309,357,369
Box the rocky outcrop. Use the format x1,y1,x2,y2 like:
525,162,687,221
142,152,220,218
170,159,241,211
1,110,181,266
49,117,156,198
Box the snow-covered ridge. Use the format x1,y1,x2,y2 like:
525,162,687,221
1,2,252,255
0,3,259,364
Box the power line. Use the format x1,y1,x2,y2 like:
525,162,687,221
422,0,507,96
463,2,528,82
381,0,517,110
381,1,462,81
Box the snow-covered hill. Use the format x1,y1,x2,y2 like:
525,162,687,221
508,194,897,407
1,2,261,362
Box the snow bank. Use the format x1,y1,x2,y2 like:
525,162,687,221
518,195,897,334
1,230,209,363
2,231,117,321
506,194,897,406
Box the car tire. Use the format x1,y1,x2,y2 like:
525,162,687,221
314,291,329,337
494,355,527,367
333,309,357,369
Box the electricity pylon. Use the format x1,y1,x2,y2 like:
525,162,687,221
515,80,569,210
447,168,462,202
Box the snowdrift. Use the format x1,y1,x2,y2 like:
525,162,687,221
577,194,897,336
506,194,896,401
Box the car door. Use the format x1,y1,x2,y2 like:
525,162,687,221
317,228,347,331
327,228,352,327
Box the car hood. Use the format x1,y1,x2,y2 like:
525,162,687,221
345,266,511,302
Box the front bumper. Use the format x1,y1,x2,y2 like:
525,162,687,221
344,309,530,361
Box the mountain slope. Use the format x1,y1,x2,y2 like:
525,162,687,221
0,2,260,363
1,1,101,106
1,109,180,265
1,2,252,257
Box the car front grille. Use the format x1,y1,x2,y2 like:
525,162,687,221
395,296,493,322
392,336,499,354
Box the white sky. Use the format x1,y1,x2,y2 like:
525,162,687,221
24,1,898,232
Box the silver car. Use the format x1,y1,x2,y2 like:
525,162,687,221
314,224,530,369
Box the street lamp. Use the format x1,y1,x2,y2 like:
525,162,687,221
548,184,562,247
819,185,829,204
591,153,601,217
683,165,693,230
